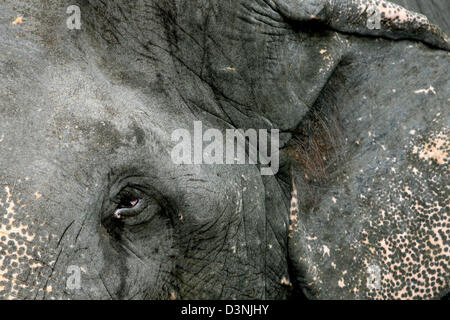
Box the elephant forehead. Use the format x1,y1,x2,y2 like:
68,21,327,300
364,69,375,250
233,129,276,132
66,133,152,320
0,59,181,162
35,62,173,137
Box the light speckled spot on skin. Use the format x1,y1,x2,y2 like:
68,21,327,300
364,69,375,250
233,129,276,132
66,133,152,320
0,187,33,242
288,181,299,236
412,132,449,166
403,186,412,197
280,276,292,286
12,17,23,25
357,129,449,299
323,245,330,257
414,86,436,95
0,186,43,299
356,0,429,25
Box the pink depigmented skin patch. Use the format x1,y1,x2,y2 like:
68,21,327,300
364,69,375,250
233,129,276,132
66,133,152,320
356,0,429,25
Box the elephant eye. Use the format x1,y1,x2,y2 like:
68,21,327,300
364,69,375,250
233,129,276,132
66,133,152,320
106,187,164,227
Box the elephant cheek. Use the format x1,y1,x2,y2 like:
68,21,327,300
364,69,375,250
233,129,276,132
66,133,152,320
0,179,107,299
0,185,64,299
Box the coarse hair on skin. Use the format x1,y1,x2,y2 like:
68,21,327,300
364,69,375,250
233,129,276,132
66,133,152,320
285,69,353,210
287,85,346,187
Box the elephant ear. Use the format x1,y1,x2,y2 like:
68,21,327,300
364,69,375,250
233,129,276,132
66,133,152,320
273,0,450,50
285,27,449,299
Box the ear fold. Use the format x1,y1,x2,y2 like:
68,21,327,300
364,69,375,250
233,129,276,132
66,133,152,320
273,0,449,50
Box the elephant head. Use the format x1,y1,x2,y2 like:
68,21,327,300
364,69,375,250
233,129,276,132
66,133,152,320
0,0,448,299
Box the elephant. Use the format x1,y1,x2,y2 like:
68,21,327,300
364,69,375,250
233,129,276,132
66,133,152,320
0,0,448,300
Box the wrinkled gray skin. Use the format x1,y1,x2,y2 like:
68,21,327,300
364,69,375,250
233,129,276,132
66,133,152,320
0,0,448,300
